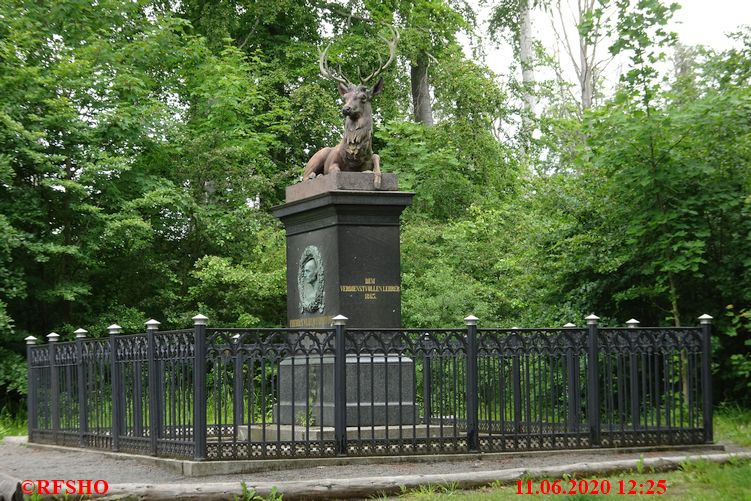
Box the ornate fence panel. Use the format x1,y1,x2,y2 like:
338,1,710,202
153,329,195,459
80,337,112,450
476,328,590,452
113,333,150,455
28,344,53,443
344,328,469,456
597,327,707,447
26,316,714,461
203,328,336,460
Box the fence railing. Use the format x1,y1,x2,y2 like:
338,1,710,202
26,314,714,461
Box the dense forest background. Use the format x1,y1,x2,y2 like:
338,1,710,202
1,0,749,416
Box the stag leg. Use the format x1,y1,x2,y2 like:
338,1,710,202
323,147,342,175
303,147,332,180
372,154,382,189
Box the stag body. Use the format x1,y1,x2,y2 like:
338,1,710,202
303,79,384,187
303,28,397,190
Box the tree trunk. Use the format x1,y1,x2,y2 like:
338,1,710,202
669,272,691,407
519,0,536,115
410,52,433,126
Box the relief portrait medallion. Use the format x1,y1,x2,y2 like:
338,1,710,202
297,245,325,314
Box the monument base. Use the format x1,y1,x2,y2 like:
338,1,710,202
237,424,446,442
275,354,416,426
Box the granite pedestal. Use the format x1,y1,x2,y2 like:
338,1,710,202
275,355,416,427
272,172,413,329
272,172,415,426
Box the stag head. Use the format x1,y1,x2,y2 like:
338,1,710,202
337,79,384,119
319,25,399,110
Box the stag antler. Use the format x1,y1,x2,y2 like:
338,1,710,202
319,44,352,87
318,25,399,86
360,25,399,84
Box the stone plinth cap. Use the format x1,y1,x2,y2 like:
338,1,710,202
145,319,161,330
74,328,88,339
585,314,600,325
25,336,37,345
107,324,123,334
698,314,713,324
286,172,399,203
192,314,208,326
47,332,60,342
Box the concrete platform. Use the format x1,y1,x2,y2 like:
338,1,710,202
19,438,726,477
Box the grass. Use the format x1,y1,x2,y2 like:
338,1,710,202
714,404,751,446
395,406,751,500
0,407,26,439
396,458,751,500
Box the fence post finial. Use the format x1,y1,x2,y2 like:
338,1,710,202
464,314,479,326
25,336,37,345
47,332,60,342
145,319,161,331
585,314,600,325
626,318,640,328
332,314,348,326
192,314,208,326
74,328,88,339
563,323,576,328
698,314,713,325
107,324,122,335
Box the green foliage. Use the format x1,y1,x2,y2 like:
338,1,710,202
235,482,283,501
714,404,751,447
0,407,26,439
0,0,749,417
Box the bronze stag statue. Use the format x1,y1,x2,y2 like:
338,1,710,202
303,28,398,189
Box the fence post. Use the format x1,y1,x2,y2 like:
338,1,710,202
108,324,123,451
563,323,579,435
699,314,713,443
465,315,480,452
146,319,160,456
25,336,37,441
333,314,348,456
47,332,60,444
232,333,243,442
585,314,600,447
626,319,640,431
193,314,208,461
422,332,432,425
75,328,88,448
146,318,160,456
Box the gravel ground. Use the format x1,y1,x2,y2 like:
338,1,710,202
0,440,742,486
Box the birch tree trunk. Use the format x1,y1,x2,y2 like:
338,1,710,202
519,0,537,115
411,52,434,126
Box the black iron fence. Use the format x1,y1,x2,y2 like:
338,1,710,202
26,314,714,461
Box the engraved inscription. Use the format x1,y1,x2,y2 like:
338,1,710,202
339,277,400,300
289,316,331,328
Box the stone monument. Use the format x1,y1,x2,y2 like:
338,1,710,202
271,28,417,429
